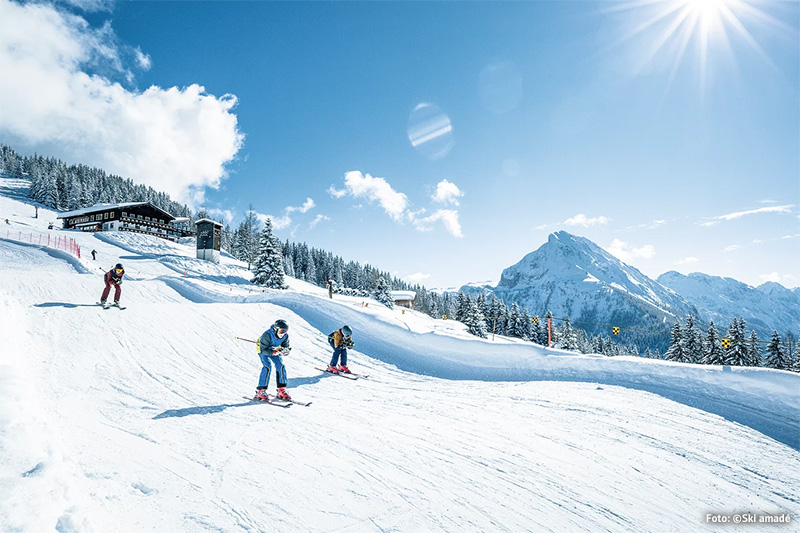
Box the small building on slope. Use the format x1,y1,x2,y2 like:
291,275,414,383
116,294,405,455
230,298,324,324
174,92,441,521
389,290,417,309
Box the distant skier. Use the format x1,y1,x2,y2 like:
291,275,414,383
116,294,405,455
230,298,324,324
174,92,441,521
327,325,354,374
99,263,125,307
327,279,333,299
91,249,97,260
255,319,293,401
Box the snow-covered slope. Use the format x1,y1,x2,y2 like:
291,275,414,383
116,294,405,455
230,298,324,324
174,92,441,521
2,180,799,532
658,271,800,340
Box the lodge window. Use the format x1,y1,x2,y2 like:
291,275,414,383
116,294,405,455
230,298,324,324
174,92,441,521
145,216,150,221
122,212,127,217
110,212,115,219
104,213,109,219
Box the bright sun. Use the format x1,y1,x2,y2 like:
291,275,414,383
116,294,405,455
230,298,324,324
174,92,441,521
610,0,787,89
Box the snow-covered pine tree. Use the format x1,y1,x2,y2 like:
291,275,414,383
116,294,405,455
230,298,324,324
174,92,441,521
454,292,470,322
520,309,533,341
463,298,487,338
704,320,725,365
784,332,795,371
282,255,295,278
429,297,440,319
507,302,524,339
746,331,762,367
531,319,544,346
477,292,488,319
725,317,749,366
373,276,394,308
793,333,800,373
304,246,317,284
250,218,287,289
683,315,703,364
664,320,687,363
764,331,788,370
558,316,579,351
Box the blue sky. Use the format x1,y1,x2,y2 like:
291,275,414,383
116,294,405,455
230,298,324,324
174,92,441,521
1,0,798,289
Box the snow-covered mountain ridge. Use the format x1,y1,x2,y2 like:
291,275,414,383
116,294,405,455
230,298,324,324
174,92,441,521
459,231,798,345
658,271,800,339
1,177,799,531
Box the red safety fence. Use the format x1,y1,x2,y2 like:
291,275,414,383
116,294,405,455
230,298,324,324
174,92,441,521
4,229,81,259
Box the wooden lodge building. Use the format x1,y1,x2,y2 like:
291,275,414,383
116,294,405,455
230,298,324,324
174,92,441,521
389,290,417,310
57,202,194,242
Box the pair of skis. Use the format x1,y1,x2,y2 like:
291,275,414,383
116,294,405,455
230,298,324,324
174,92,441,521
97,301,126,310
244,395,312,408
314,367,369,380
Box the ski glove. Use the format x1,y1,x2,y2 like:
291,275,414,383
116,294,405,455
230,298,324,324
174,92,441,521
272,347,291,356
342,339,354,348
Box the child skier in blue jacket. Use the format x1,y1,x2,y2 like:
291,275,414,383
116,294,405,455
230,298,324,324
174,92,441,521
255,319,292,401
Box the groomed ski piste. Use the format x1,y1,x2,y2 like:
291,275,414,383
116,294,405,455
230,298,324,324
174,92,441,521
1,177,798,532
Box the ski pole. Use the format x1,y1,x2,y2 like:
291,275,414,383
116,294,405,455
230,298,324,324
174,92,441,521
235,337,257,344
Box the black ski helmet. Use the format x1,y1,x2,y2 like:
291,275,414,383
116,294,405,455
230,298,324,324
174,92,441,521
273,319,289,332
114,263,123,270
342,325,352,338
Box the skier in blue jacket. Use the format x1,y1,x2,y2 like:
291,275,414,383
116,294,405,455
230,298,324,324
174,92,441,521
255,319,292,401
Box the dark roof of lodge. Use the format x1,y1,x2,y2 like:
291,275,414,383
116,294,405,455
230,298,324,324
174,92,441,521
57,202,177,221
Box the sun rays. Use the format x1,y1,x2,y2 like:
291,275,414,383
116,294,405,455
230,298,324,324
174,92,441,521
606,0,793,91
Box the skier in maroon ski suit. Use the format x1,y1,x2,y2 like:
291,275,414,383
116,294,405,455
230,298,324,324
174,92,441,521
100,263,125,306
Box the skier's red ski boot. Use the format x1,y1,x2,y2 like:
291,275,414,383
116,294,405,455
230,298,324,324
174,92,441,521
276,387,292,401
337,365,351,374
326,365,339,374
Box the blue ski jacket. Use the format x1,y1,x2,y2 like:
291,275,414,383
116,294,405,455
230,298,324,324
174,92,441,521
258,326,290,354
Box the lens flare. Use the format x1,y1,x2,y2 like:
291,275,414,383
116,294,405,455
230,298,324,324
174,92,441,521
407,103,454,160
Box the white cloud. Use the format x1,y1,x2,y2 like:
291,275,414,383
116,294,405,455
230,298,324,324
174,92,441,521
414,209,463,238
564,214,610,227
724,244,742,252
339,171,408,221
309,214,329,230
701,205,794,225
262,213,291,230
759,272,781,283
431,179,464,205
0,0,243,205
605,239,655,263
286,198,315,214
62,0,115,11
262,198,317,230
404,272,431,284
134,47,151,70
206,208,234,224
330,171,464,237
327,186,348,199
676,257,698,265
624,219,666,231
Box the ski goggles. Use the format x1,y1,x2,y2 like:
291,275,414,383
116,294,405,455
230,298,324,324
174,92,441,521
276,328,288,336
114,268,123,273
